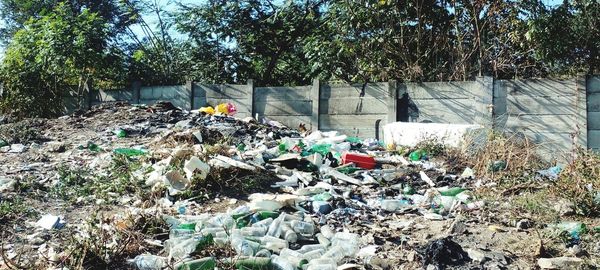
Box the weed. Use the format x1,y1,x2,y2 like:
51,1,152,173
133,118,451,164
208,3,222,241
414,137,447,157
553,148,600,216
52,155,147,203
469,132,548,185
0,197,37,223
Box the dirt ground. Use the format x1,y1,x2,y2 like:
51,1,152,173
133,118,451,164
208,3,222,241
1,102,599,270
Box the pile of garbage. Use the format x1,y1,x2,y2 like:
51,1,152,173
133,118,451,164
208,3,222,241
1,101,598,270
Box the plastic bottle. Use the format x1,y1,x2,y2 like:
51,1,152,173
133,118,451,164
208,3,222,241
290,220,315,235
114,129,127,138
113,148,147,156
380,199,410,212
272,255,296,270
279,249,309,267
169,228,194,240
298,244,325,254
128,254,166,270
320,245,345,263
252,217,273,228
200,227,225,237
331,232,359,257
241,226,267,237
235,257,272,269
315,233,331,247
320,225,335,239
408,149,426,161
231,232,260,256
281,223,298,243
438,187,466,196
310,144,332,156
257,211,280,220
303,248,326,261
255,249,272,257
174,257,215,270
261,235,288,252
266,217,283,237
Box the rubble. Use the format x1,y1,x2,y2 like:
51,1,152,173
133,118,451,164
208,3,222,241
0,101,598,269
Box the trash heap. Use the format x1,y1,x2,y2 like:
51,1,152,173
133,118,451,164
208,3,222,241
1,101,598,270
122,105,491,270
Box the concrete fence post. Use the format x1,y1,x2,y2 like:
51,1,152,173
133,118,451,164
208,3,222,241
247,79,255,117
311,79,321,131
83,78,92,110
132,81,141,105
186,80,194,110
387,80,398,124
475,76,494,128
576,74,588,149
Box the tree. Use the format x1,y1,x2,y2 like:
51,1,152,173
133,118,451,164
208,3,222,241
175,0,327,86
527,0,599,76
0,3,114,117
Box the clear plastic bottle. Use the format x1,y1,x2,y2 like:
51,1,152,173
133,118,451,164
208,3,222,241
319,225,334,239
266,216,283,238
231,231,260,256
298,244,325,254
281,223,298,243
272,255,296,270
200,227,225,237
303,248,326,261
320,245,345,263
305,258,337,270
290,220,315,235
128,254,166,270
261,235,288,252
241,226,267,237
252,217,273,228
315,233,330,247
279,248,308,267
380,199,410,211
331,232,359,257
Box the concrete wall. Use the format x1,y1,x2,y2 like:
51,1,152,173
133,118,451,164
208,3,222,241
72,75,600,154
255,85,313,130
401,78,492,126
588,76,600,150
493,78,587,154
320,83,388,138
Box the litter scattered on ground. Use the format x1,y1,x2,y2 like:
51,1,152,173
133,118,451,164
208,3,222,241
0,101,598,269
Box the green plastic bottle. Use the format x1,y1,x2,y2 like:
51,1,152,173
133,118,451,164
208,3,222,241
345,136,361,143
438,187,466,197
194,234,214,252
256,211,279,220
409,150,426,161
310,144,331,156
113,148,147,156
176,257,216,270
177,223,196,230
0,139,8,148
402,185,416,195
114,129,127,138
235,257,272,270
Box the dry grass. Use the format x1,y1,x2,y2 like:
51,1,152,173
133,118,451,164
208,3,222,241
470,132,549,184
552,148,600,216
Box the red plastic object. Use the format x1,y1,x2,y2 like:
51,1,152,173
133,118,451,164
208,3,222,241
342,152,376,169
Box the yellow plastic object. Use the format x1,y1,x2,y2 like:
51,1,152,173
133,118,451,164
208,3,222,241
216,103,229,115
199,106,215,115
